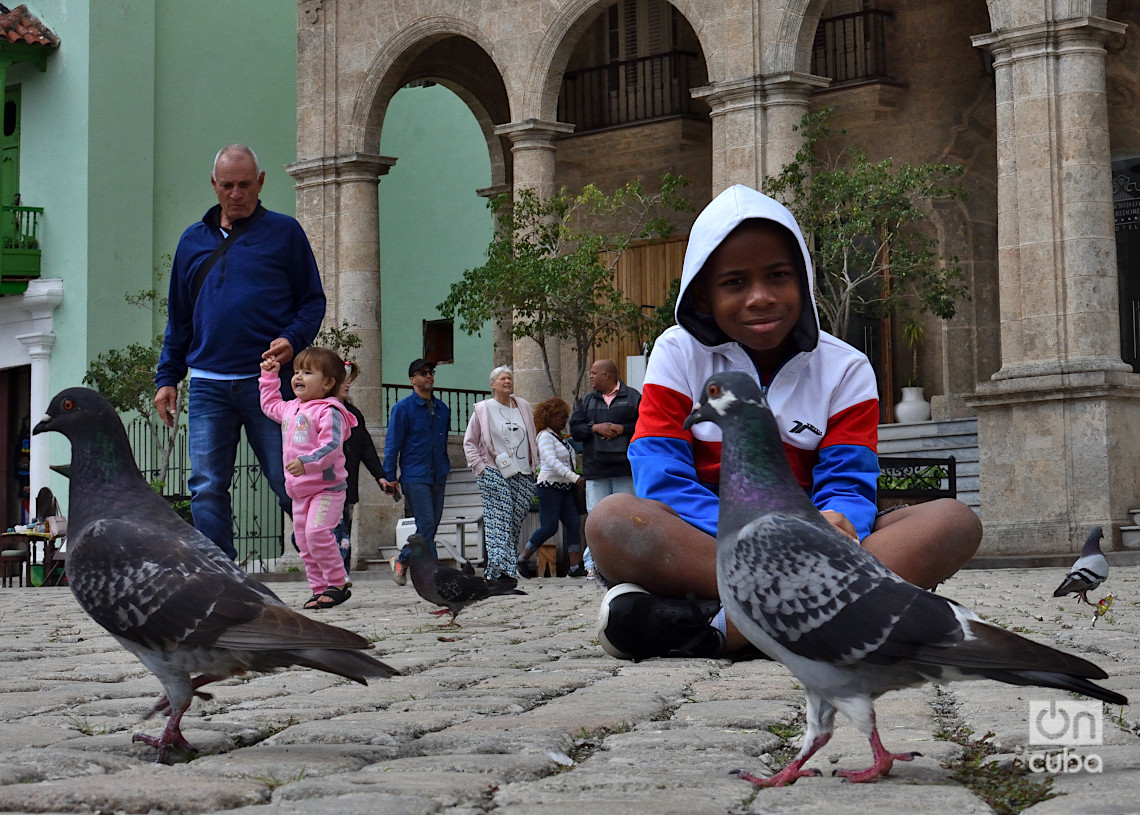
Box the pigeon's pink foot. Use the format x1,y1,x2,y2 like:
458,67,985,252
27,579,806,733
735,760,822,787
734,733,830,787
133,704,197,763
429,609,451,616
834,730,920,783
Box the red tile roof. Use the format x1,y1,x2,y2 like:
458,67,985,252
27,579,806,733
0,4,58,47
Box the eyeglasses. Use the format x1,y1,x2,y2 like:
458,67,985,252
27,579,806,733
415,368,436,377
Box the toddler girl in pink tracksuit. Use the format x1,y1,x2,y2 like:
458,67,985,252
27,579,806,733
259,346,357,610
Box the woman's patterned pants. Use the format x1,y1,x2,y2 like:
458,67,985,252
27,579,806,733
477,468,536,578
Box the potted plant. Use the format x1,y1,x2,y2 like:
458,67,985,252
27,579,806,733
895,316,931,422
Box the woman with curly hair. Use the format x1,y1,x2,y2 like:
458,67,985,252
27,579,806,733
517,397,586,577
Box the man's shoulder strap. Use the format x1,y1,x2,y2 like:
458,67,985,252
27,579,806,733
190,205,268,305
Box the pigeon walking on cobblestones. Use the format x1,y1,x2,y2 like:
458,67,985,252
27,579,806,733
684,372,1128,787
405,534,525,625
1053,527,1109,605
33,387,399,764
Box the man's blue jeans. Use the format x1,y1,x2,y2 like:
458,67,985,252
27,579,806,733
188,377,290,559
397,481,446,563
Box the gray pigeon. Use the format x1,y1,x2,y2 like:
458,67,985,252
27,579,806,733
683,372,1127,786
405,534,524,625
1053,527,1109,605
33,387,399,763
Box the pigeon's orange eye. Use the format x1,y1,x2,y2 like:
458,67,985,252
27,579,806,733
62,398,75,411
708,384,720,397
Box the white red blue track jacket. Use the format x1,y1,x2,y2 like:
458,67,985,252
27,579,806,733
630,185,880,540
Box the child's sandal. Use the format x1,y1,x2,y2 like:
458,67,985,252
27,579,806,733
316,584,352,608
302,593,323,610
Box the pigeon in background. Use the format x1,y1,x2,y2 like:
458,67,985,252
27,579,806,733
405,534,525,626
1053,527,1109,605
684,372,1127,786
33,388,399,763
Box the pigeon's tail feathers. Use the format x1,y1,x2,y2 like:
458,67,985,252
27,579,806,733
485,584,527,598
1053,567,1105,598
913,610,1113,677
976,668,1128,707
289,648,400,684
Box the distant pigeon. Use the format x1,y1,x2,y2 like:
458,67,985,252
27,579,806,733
684,372,1127,786
33,388,399,763
405,534,524,626
1053,527,1109,605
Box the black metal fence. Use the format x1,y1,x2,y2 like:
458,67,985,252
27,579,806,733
558,50,702,133
126,419,284,570
379,385,490,435
811,9,893,84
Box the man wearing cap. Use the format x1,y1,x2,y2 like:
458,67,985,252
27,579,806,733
381,359,451,584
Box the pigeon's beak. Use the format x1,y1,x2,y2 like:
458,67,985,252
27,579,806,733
682,402,709,431
32,414,52,435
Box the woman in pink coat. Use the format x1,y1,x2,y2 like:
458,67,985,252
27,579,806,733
260,347,357,609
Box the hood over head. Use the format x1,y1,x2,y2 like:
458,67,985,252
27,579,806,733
675,185,819,352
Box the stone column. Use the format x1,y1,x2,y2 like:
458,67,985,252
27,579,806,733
477,184,514,370
17,331,55,502
692,72,829,194
968,17,1140,555
286,152,399,572
493,120,575,402
15,278,63,503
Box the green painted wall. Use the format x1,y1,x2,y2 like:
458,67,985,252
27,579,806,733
378,84,493,392
152,0,298,345
8,1,296,492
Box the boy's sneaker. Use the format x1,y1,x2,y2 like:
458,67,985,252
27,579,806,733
597,583,725,661
389,555,408,586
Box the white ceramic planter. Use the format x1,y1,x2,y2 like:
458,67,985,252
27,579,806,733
894,386,931,423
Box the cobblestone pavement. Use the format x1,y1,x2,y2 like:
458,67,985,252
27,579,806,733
1,563,1139,814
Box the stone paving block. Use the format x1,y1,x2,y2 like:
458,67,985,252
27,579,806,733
2,570,1139,814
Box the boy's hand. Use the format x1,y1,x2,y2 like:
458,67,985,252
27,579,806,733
260,358,281,373
821,510,857,541
285,458,305,477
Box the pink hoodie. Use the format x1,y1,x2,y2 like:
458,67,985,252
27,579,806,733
259,371,358,499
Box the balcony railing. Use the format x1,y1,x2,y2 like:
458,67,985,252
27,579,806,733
558,50,703,134
380,385,491,435
0,204,43,294
811,9,893,84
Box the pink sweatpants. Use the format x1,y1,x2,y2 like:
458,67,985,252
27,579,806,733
294,489,349,593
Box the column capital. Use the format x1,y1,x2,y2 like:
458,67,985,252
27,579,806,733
16,331,55,359
286,153,398,188
493,119,575,148
972,16,1126,56
692,72,830,111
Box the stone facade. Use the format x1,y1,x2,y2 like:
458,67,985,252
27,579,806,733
293,0,1139,559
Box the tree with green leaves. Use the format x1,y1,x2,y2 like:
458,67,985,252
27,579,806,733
762,108,968,345
438,174,692,399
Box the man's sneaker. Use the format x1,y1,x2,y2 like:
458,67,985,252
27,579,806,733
389,555,408,586
597,583,725,661
516,558,537,579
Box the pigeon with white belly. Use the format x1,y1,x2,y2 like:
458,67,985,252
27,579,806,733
684,371,1127,786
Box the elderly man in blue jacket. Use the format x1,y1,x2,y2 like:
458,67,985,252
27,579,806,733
155,144,326,560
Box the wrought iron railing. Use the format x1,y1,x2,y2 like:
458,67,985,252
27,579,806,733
558,50,702,133
126,418,284,571
380,385,490,435
811,9,893,84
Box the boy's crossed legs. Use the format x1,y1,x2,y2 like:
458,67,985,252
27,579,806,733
587,492,982,658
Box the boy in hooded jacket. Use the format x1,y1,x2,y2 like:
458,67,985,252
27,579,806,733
590,185,982,661
260,347,358,609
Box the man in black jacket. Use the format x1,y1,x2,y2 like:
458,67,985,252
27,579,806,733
569,359,641,576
